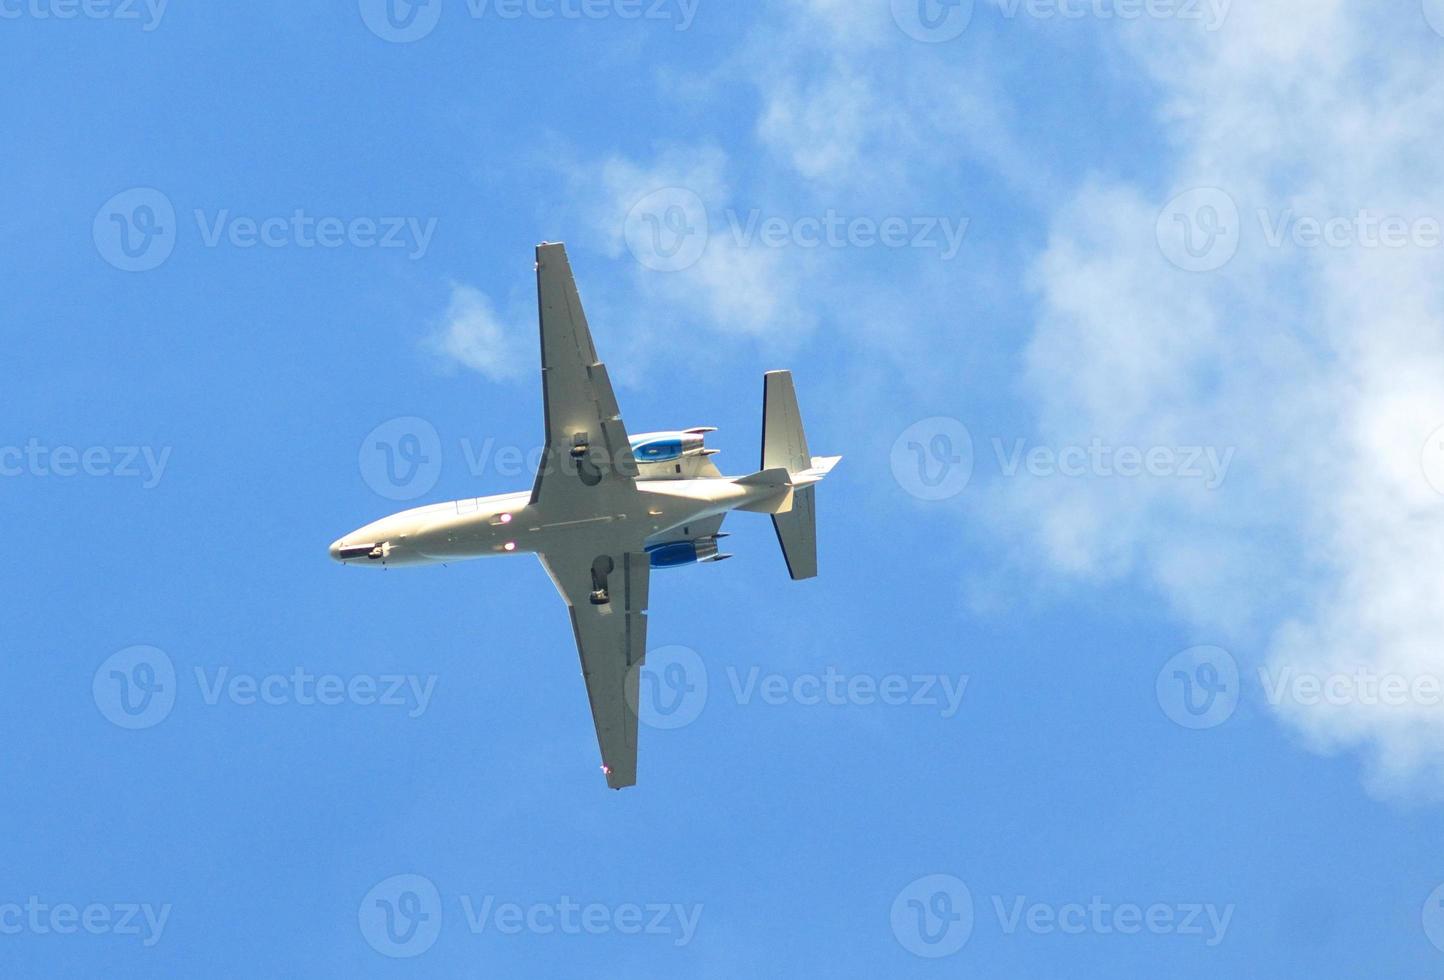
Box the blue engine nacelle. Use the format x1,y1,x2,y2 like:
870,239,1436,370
629,427,717,463
645,535,730,568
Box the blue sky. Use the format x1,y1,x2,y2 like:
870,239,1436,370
7,0,1444,975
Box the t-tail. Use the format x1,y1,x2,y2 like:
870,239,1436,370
745,370,841,580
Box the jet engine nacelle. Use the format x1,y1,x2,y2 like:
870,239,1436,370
645,535,732,569
629,427,718,463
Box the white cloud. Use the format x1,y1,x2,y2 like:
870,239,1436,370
535,0,1444,794
424,283,526,381
1002,0,1444,791
562,144,820,349
756,66,880,184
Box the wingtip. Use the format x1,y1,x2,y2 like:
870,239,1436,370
602,763,635,790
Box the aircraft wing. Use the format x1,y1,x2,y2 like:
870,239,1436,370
530,242,639,508
537,545,651,789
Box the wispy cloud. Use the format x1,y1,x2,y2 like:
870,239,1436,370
514,0,1444,794
424,283,527,382
1000,0,1444,793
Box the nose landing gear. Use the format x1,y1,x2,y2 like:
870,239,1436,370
337,542,390,562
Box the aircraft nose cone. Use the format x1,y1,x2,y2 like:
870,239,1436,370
328,539,344,562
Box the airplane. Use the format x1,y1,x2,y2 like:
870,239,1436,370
328,242,840,789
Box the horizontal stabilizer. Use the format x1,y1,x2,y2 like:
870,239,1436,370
791,455,843,487
736,467,792,488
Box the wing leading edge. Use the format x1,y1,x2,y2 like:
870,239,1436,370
538,546,650,789
530,242,638,510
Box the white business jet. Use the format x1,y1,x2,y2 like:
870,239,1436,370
329,243,840,788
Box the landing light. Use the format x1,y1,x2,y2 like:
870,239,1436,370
499,513,513,523
503,541,517,552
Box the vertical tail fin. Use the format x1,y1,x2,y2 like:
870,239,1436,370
761,371,823,580
762,371,811,475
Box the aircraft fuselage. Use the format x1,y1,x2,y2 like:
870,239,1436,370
328,475,772,569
